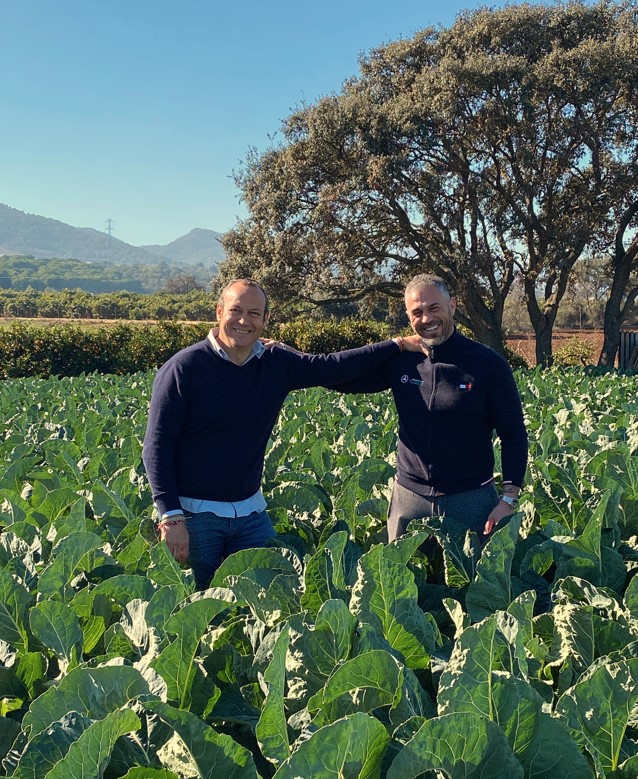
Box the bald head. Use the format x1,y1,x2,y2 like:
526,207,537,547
217,278,269,315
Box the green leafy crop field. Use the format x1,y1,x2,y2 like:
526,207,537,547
0,368,637,778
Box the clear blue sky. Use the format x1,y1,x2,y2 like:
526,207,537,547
2,0,538,247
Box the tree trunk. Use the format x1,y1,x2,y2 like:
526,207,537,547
524,249,583,367
534,316,555,367
457,311,506,354
598,217,638,367
456,282,507,356
599,275,638,368
599,306,623,368
524,277,556,367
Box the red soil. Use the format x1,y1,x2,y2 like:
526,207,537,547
506,330,605,367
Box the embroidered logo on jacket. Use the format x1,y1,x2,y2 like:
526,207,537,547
401,374,424,386
459,383,473,391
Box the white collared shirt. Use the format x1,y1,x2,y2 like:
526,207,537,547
207,328,265,364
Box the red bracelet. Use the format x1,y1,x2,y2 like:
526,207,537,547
157,517,185,529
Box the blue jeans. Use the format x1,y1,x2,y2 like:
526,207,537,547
387,481,500,541
184,509,276,590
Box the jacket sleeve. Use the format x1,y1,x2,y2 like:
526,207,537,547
279,339,399,392
490,361,528,487
323,369,392,394
142,360,188,517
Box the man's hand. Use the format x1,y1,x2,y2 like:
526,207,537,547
401,334,430,353
484,499,515,536
160,521,189,564
259,338,305,355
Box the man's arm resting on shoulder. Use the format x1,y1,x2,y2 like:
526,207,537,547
262,335,421,355
265,333,426,393
328,335,426,393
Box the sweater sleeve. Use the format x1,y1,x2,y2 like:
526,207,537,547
142,360,189,517
323,369,392,394
278,339,400,391
489,361,528,488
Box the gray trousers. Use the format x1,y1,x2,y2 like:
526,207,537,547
387,480,500,541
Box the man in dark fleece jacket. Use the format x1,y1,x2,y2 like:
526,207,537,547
330,274,528,542
142,277,425,589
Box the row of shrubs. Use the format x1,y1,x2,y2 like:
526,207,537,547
0,320,397,379
0,319,404,379
0,318,599,380
0,321,210,379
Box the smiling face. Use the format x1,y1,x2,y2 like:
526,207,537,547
216,281,269,360
405,283,456,348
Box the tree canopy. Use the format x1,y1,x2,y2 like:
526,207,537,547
220,0,638,365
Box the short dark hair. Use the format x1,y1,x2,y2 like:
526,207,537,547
405,274,452,301
217,278,269,315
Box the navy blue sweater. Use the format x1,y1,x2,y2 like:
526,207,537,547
330,329,527,496
142,337,401,516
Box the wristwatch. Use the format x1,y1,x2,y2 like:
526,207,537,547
500,495,520,510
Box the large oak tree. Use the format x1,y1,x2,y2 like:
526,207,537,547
221,1,638,365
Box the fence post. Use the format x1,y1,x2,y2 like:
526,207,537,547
619,330,638,370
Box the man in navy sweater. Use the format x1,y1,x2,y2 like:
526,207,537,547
330,274,528,542
142,277,425,588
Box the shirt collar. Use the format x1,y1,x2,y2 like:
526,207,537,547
424,327,461,363
207,329,265,364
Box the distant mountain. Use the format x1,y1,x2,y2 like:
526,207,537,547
0,203,226,266
141,228,225,265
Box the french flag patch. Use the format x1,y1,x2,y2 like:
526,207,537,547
459,383,473,391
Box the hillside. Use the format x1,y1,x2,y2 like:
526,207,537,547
0,204,226,266
141,227,225,264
